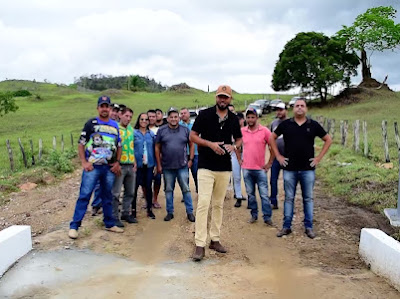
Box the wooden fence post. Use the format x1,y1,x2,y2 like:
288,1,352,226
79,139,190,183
326,119,331,135
341,120,348,146
363,121,368,157
382,120,390,162
39,139,43,161
340,120,344,145
395,122,400,154
18,138,28,168
61,134,64,153
318,116,324,127
353,120,360,152
330,119,335,140
53,136,56,151
29,139,35,166
6,140,14,171
70,133,74,147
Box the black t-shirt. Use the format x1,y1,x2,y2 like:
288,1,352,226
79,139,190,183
274,118,327,171
192,106,242,171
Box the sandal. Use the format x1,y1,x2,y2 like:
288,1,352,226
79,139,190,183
152,202,162,209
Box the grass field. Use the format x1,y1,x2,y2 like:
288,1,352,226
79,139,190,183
1,79,400,215
0,80,291,176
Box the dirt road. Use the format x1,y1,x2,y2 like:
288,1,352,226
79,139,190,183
0,169,398,298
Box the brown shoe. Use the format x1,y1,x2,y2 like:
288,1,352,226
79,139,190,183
276,227,292,237
193,246,205,261
209,241,227,253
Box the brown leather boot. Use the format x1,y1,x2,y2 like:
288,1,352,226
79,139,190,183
192,246,205,261
209,241,227,253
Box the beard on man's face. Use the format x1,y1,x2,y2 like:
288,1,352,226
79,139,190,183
217,103,228,110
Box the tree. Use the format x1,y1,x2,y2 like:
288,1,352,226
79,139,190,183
336,6,400,82
129,75,147,91
0,92,18,116
272,32,359,103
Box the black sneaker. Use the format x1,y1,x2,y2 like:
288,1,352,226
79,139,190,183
164,213,174,221
234,199,242,208
92,206,100,216
271,204,278,210
264,219,273,226
115,219,125,228
187,213,195,222
147,211,156,219
121,214,138,223
305,228,316,239
276,228,292,237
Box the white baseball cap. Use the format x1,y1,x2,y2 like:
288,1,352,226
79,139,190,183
276,103,286,110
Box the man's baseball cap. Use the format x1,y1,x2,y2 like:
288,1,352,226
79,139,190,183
111,103,120,110
97,96,111,107
276,103,286,110
246,107,258,116
216,85,232,97
167,107,179,115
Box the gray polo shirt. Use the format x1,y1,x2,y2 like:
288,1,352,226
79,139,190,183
155,124,190,169
271,118,285,155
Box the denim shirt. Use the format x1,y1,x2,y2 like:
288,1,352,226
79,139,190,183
134,129,156,168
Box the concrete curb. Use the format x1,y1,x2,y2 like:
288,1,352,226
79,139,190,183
0,225,32,277
359,228,400,291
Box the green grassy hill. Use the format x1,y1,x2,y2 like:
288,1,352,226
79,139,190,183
0,80,291,176
2,80,399,216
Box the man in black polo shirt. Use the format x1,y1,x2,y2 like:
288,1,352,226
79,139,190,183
190,85,242,261
269,98,331,239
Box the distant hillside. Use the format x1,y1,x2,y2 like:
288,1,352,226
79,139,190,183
74,74,166,92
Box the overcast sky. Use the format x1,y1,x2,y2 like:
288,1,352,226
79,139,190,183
1,0,399,93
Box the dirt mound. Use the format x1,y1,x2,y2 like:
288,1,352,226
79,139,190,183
332,85,390,106
333,87,366,105
358,77,392,91
167,83,197,93
169,83,191,90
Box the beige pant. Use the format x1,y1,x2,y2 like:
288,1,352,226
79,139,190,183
195,169,231,247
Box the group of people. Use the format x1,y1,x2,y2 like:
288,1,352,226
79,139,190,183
68,85,332,263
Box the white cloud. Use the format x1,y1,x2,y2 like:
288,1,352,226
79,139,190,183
0,0,399,92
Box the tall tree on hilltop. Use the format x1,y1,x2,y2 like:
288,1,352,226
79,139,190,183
336,6,400,83
272,32,359,103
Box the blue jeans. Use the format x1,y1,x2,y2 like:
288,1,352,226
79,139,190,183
242,169,271,221
134,166,154,214
164,167,193,214
231,152,243,198
283,170,315,229
189,155,199,193
91,182,102,208
269,159,282,207
70,165,116,230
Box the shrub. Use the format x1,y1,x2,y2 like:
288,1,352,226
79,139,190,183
44,150,76,173
13,90,32,97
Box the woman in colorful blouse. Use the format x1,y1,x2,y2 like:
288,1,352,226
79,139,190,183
133,113,156,219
